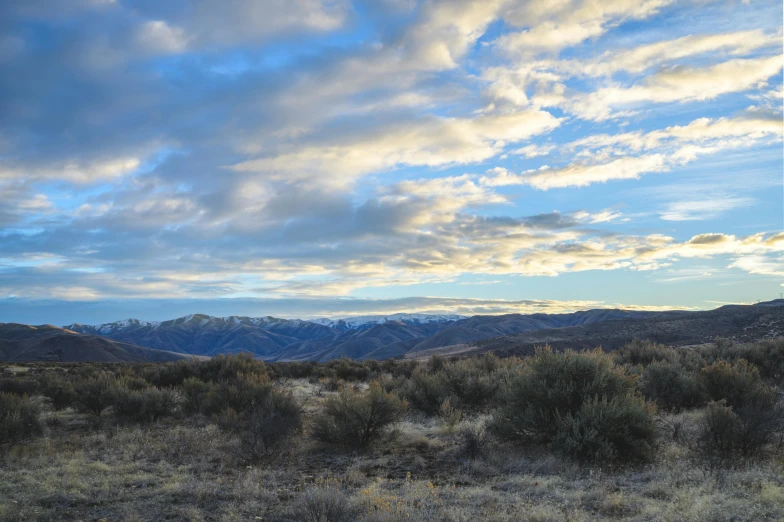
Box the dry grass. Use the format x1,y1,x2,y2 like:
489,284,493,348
1,378,783,521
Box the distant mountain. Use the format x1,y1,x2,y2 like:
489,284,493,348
310,314,465,331
66,309,673,362
413,303,784,359
0,323,195,363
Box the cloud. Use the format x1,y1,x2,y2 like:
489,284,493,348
230,110,562,185
0,295,698,325
0,0,780,317
498,0,675,55
570,55,783,120
569,29,780,76
729,255,784,277
659,197,755,221
136,21,189,54
487,114,783,189
130,0,350,51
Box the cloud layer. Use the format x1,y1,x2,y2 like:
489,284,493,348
0,0,781,321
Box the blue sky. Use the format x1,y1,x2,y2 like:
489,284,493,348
0,0,782,325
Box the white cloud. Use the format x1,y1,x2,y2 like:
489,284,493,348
231,110,561,184
0,156,142,183
659,197,755,221
729,254,784,277
136,21,189,54
509,143,556,158
498,0,675,55
486,114,783,189
571,29,779,76
570,55,784,120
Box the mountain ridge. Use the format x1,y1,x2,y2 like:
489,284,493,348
66,308,672,361
0,323,197,363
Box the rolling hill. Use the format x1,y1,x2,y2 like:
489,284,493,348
0,323,197,363
412,302,784,359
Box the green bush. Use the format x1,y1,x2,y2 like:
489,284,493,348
290,486,357,522
195,353,269,383
460,424,487,460
313,381,407,450
181,377,214,415
552,395,657,464
39,375,75,410
693,400,745,467
640,361,703,411
404,368,448,415
234,389,303,463
489,348,656,463
437,397,462,431
111,387,180,424
698,339,784,386
404,357,500,415
0,377,40,396
697,359,762,408
427,354,448,373
328,358,371,381
490,348,636,443
181,373,273,417
614,339,678,366
692,361,784,466
441,358,499,411
73,376,117,417
0,392,44,446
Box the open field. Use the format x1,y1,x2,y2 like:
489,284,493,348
2,340,783,521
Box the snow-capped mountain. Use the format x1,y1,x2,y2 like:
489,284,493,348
310,313,466,330
64,309,667,362
65,312,467,360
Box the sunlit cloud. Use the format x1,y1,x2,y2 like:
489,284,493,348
0,0,781,322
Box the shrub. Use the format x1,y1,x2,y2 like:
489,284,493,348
73,376,117,417
692,385,784,467
640,361,703,411
234,389,303,463
181,377,215,415
405,369,448,415
111,387,180,424
0,376,40,396
196,353,269,383
313,381,407,450
290,486,357,522
427,354,447,373
441,358,499,410
490,348,637,443
731,387,784,458
692,401,745,467
614,339,678,366
551,395,657,464
329,358,371,381
699,339,784,386
39,375,75,410
141,361,195,387
0,392,44,446
437,397,462,432
404,357,499,415
184,373,273,417
460,424,487,460
698,359,762,408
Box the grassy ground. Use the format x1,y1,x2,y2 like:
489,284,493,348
2,378,783,522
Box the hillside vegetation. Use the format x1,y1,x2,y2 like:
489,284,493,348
1,338,783,520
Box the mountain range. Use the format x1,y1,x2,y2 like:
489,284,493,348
412,301,784,359
2,302,781,363
65,309,665,362
0,323,196,363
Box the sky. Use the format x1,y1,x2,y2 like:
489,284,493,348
0,0,783,325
